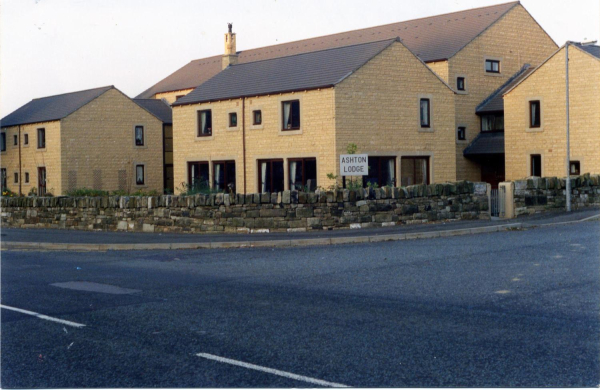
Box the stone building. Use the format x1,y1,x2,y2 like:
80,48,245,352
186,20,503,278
0,86,170,195
503,42,600,180
172,38,456,194
137,1,558,187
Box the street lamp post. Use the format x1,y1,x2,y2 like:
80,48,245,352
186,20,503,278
565,42,571,213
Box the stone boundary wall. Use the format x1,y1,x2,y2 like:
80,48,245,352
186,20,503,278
512,174,600,216
1,181,490,233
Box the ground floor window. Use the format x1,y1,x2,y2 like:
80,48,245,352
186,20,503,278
289,158,317,191
401,157,429,186
481,114,504,132
14,172,18,184
1,168,6,189
25,172,29,183
213,161,236,193
38,167,46,196
135,165,145,185
363,156,396,187
530,155,542,177
569,161,580,176
188,161,209,190
258,159,284,193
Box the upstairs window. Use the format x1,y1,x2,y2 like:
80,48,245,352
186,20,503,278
13,134,18,146
420,98,430,128
457,77,465,91
25,172,30,183
457,126,466,141
282,100,300,130
37,128,46,149
136,165,145,185
253,110,262,125
197,110,212,137
229,112,238,128
14,172,18,184
485,59,500,73
530,100,541,128
1,168,6,189
24,134,29,145
1,133,5,151
135,126,144,146
481,114,504,132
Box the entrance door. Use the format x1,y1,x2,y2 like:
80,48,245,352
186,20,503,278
38,167,46,196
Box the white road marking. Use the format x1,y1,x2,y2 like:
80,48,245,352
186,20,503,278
0,304,86,328
196,352,349,388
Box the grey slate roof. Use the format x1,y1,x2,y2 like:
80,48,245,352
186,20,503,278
1,86,113,128
174,39,398,105
463,131,505,156
577,44,600,59
137,2,521,98
134,99,172,124
476,65,535,114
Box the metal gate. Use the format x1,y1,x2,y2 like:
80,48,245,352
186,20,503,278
491,186,506,218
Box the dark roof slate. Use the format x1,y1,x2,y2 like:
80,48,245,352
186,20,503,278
1,86,113,128
174,39,398,105
476,65,535,114
463,131,505,156
577,44,600,59
137,2,519,98
134,99,173,124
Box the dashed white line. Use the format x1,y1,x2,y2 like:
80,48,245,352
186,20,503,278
0,304,86,328
196,352,349,388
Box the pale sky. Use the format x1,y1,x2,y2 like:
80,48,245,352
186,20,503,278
1,0,598,117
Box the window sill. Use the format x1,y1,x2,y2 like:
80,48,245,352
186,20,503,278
456,90,469,95
195,135,214,141
226,127,240,132
456,139,469,144
134,145,148,149
36,148,47,152
526,127,544,133
418,128,435,133
279,129,303,136
484,72,503,77
249,124,264,130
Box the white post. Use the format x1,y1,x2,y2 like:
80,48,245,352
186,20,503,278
565,42,572,212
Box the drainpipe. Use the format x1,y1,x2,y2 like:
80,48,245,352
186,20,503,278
565,42,571,212
242,97,247,194
18,125,22,196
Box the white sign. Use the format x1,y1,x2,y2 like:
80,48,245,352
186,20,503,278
340,154,368,176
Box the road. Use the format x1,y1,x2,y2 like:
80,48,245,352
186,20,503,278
1,221,599,387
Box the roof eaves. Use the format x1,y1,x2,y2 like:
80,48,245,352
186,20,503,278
447,1,521,61
476,64,532,112
333,38,398,85
573,43,600,61
172,85,337,107
1,118,61,129
503,44,565,96
59,86,117,123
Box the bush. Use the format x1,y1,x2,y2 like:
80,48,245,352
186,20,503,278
66,188,109,197
1,188,18,197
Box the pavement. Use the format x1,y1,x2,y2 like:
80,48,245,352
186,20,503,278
1,207,599,251
1,221,599,387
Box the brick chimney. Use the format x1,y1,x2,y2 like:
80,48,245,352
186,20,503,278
222,23,238,69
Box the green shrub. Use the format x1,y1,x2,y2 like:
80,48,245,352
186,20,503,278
66,188,109,197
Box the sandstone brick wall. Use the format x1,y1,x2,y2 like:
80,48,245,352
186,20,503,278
61,88,164,194
154,88,195,104
504,45,600,180
335,42,457,184
511,174,600,216
1,121,62,195
172,88,337,194
447,4,559,181
1,181,490,233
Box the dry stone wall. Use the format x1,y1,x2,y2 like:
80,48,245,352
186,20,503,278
513,174,600,216
1,181,490,233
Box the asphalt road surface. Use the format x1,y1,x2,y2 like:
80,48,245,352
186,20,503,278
2,222,599,387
